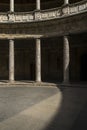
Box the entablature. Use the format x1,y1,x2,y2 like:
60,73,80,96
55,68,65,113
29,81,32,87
0,11,87,39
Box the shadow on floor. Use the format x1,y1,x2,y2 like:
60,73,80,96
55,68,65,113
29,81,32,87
42,87,87,130
0,86,87,130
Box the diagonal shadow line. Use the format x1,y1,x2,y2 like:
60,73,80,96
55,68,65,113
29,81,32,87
41,86,87,130
0,86,59,123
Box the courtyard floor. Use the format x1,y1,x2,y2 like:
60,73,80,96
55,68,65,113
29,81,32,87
0,85,87,130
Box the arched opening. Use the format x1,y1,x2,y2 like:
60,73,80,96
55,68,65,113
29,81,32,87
15,39,35,81
0,40,9,80
41,0,63,10
0,0,84,12
0,0,63,12
69,0,83,4
41,37,63,83
80,54,87,81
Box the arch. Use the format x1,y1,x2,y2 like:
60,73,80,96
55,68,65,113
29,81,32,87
69,0,83,4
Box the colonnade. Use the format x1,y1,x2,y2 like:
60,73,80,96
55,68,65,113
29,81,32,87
9,0,70,83
10,0,69,12
9,36,70,83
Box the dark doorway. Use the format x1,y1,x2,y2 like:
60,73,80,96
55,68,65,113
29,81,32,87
30,63,35,81
15,39,35,81
0,40,9,80
80,54,87,81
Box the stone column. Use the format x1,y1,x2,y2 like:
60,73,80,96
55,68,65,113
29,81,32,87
10,0,14,12
36,38,41,82
63,36,70,83
36,0,40,10
64,0,69,5
9,39,14,82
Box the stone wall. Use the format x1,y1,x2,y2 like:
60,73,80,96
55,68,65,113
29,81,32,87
0,11,86,39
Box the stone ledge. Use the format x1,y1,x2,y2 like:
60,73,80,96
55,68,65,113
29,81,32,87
0,81,87,88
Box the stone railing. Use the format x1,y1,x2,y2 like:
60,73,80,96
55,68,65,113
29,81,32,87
0,0,87,23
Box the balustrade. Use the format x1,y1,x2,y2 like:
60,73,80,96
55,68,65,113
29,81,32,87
0,0,86,23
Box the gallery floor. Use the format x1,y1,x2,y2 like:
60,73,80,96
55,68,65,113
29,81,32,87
0,86,87,130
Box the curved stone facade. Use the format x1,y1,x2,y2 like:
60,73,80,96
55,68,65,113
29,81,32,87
0,0,87,83
0,0,87,23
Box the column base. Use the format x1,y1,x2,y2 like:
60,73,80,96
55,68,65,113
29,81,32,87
62,81,69,85
35,80,41,82
34,9,41,12
62,3,69,7
9,80,15,83
35,80,42,85
8,11,14,14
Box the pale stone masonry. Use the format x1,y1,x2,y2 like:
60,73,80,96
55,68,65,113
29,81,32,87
9,39,14,82
0,0,86,83
36,38,41,82
10,0,14,12
0,1,87,23
64,0,69,5
63,36,70,83
36,0,40,10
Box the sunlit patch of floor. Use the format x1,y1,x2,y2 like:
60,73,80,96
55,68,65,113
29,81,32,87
0,87,62,130
0,86,87,130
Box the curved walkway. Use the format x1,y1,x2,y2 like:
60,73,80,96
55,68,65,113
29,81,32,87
0,86,87,130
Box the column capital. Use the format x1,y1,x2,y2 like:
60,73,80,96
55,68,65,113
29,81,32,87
8,38,15,41
36,37,41,40
63,35,70,44
9,38,14,40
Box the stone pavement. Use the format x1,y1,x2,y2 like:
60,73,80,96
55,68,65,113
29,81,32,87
0,86,87,130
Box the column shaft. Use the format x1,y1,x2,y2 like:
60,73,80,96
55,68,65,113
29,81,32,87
9,39,14,82
63,36,70,83
10,0,14,12
64,0,69,5
36,0,40,10
36,38,41,82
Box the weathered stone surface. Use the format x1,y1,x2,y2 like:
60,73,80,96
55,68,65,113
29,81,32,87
0,11,86,39
9,39,14,82
36,38,41,82
0,0,87,23
63,36,69,83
